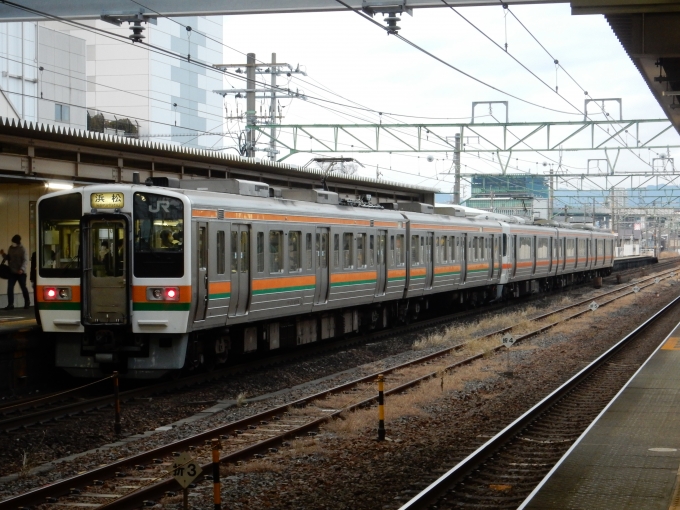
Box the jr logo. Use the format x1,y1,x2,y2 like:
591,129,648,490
149,200,170,213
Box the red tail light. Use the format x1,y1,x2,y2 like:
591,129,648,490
44,288,57,300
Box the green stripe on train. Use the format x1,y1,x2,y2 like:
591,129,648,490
331,279,377,287
37,302,81,311
209,292,231,299
132,302,192,311
252,285,316,295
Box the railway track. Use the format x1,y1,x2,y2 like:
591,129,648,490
399,288,680,509
1,267,678,509
1,260,676,435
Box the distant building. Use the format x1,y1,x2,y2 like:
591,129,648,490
40,17,224,149
463,175,549,219
0,22,86,129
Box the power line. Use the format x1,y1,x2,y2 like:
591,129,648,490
331,0,581,116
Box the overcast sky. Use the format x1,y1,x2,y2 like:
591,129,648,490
219,4,679,199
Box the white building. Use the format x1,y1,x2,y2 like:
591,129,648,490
41,17,224,149
0,22,87,129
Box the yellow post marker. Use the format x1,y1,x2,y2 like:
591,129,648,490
377,374,385,441
113,371,121,435
212,438,221,510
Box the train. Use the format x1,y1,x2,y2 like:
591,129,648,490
36,177,616,378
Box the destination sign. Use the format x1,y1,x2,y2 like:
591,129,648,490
90,192,124,209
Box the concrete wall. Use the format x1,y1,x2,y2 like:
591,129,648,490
0,182,50,307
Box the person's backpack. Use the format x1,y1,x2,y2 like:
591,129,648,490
0,258,10,280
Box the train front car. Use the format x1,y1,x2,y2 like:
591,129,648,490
37,185,191,378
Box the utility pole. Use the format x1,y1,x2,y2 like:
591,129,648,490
213,53,307,159
453,132,461,205
269,53,277,162
549,168,553,221
246,53,256,157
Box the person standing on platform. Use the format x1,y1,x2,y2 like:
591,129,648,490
0,234,30,310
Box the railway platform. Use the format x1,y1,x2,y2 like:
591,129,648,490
0,306,48,393
612,254,658,271
520,320,680,510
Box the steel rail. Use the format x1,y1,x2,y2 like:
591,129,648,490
398,292,680,509
1,268,676,509
1,261,675,434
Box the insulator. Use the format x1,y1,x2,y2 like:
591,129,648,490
129,22,146,42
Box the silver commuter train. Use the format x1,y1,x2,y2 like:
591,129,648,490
36,178,616,378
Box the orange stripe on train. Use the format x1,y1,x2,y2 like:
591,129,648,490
132,285,192,303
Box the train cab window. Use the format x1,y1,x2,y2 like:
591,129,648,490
38,192,82,278
288,231,301,272
369,235,375,267
343,233,353,269
306,233,313,270
133,192,184,278
396,234,405,266
269,231,284,273
217,231,226,275
411,235,420,265
257,232,264,272
333,234,340,268
357,233,366,268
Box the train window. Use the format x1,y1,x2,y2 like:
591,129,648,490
343,233,353,269
289,231,301,272
230,231,238,273
257,232,264,272
566,239,575,257
133,192,184,278
334,234,340,268
420,236,425,263
411,235,420,265
306,233,313,270
389,235,395,267
269,231,283,273
472,237,478,261
439,236,445,263
369,235,375,267
240,231,249,274
502,234,507,256
448,237,454,262
519,237,532,260
217,231,225,275
537,238,549,259
357,233,366,268
396,234,405,266
320,232,328,268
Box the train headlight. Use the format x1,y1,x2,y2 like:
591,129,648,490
44,287,71,300
146,287,180,301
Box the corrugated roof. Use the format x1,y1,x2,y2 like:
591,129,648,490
0,116,440,194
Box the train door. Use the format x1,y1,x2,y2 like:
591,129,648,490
83,218,128,325
375,230,387,296
228,224,250,317
532,236,537,274
461,234,468,283
425,232,434,289
489,236,495,279
314,227,330,304
549,237,554,273
512,235,518,277
207,225,229,318
194,222,209,322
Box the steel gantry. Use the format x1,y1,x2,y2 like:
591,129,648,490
248,118,679,166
